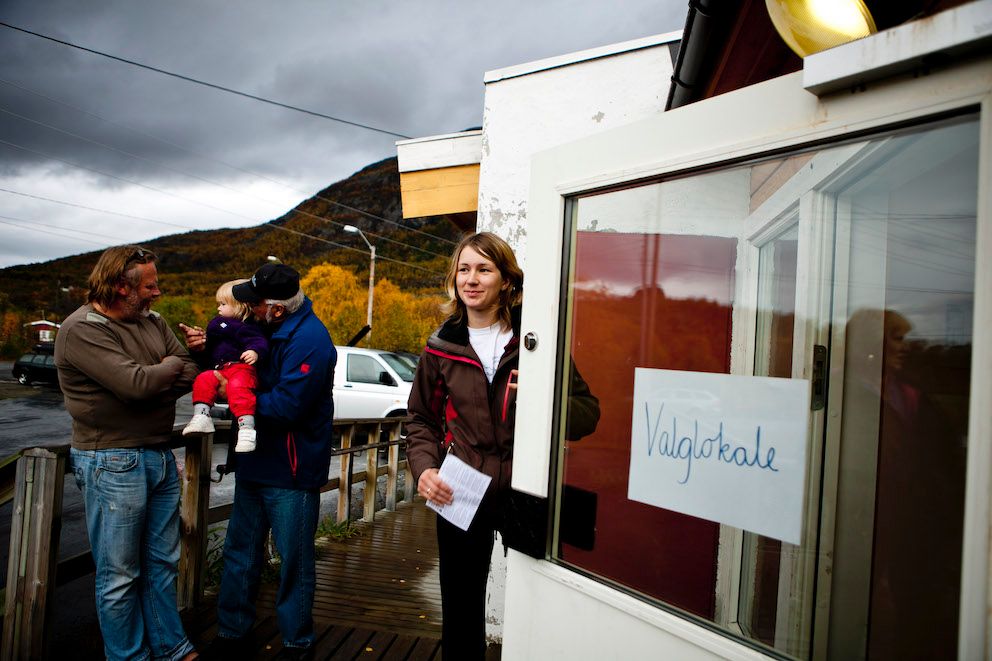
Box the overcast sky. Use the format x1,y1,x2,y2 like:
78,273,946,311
0,1,686,269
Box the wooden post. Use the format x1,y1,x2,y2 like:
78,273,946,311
404,442,415,504
385,422,399,512
177,432,211,610
362,423,380,522
2,447,66,661
336,425,354,523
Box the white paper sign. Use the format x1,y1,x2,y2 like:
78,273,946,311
426,453,492,531
627,368,809,545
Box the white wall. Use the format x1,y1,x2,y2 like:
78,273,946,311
476,33,679,266
476,32,679,644
502,553,767,660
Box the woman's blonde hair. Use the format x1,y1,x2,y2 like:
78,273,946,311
441,232,523,329
216,279,253,321
87,245,157,308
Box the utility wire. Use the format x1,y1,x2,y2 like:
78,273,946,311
0,106,285,212
0,106,448,259
257,222,440,275
0,21,412,139
0,143,443,275
0,188,441,276
0,76,458,247
0,214,109,246
0,137,250,221
0,187,198,231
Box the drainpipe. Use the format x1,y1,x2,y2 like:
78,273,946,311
666,0,724,111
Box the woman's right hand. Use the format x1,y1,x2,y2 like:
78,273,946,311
418,468,453,506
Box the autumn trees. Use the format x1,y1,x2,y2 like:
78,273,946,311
302,263,444,353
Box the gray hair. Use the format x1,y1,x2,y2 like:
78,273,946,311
266,289,305,314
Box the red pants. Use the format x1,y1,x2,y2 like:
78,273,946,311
191,363,258,419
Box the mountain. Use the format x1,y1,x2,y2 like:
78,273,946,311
0,157,464,318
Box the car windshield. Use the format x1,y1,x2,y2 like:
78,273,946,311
380,353,416,382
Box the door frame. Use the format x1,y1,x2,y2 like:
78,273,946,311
510,62,992,658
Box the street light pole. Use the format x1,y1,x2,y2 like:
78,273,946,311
344,225,376,345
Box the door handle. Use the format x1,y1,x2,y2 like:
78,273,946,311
811,344,827,410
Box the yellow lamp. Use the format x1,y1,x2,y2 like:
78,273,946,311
766,0,877,57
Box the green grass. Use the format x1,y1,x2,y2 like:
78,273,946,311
204,516,362,591
315,515,360,542
203,525,228,591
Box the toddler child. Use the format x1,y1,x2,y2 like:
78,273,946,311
182,279,268,452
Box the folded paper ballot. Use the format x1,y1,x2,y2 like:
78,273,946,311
426,453,492,531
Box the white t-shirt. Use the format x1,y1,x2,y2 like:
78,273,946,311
468,322,513,383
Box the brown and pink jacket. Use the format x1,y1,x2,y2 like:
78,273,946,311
406,307,521,498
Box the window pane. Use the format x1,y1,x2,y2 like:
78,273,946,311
554,116,977,658
380,353,416,382
559,170,740,619
347,354,380,384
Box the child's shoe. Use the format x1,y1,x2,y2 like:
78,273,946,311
182,413,215,436
235,428,257,453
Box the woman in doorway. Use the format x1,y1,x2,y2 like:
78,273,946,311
406,231,524,659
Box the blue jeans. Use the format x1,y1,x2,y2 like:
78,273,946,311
216,481,319,648
70,447,195,661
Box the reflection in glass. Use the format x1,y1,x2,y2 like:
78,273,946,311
555,116,977,659
830,123,976,657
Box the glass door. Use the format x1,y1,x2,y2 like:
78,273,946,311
550,114,978,659
816,118,976,660
734,117,977,659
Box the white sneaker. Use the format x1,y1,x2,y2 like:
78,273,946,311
182,413,215,436
235,428,257,453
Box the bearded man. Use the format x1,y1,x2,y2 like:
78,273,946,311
55,244,200,661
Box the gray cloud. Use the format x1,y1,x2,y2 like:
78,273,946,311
0,0,686,266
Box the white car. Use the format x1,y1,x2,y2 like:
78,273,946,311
332,346,417,420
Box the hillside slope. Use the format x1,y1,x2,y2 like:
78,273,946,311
0,157,464,316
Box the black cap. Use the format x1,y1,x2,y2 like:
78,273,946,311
232,263,300,304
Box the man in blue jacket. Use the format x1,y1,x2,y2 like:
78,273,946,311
190,263,336,658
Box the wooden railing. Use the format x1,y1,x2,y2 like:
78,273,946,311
0,417,410,660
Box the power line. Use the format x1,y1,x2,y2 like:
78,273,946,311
0,76,458,247
0,105,287,212
0,151,444,276
0,187,198,231
0,190,442,276
0,214,109,246
0,103,449,259
256,222,441,275
0,137,251,221
0,21,412,139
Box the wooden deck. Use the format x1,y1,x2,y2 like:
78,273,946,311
187,498,448,660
